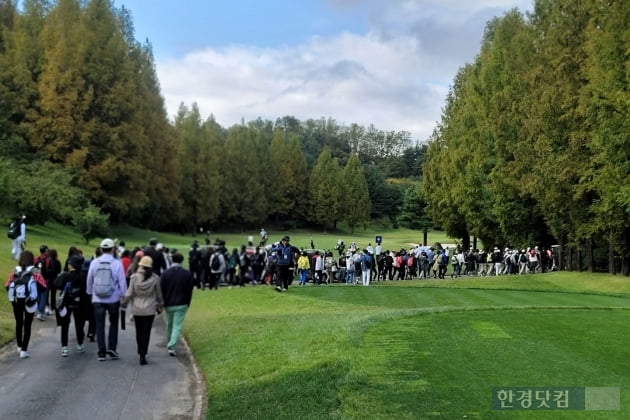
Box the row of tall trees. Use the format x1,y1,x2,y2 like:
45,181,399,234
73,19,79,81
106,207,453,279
422,0,629,274
0,0,425,233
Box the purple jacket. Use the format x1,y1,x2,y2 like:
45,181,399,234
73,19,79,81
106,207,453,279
86,253,127,303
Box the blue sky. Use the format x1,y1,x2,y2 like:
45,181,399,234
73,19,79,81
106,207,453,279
114,0,533,141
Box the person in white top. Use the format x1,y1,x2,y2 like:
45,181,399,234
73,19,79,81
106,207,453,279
10,215,26,261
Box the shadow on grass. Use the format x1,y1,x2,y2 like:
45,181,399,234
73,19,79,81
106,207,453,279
207,360,349,419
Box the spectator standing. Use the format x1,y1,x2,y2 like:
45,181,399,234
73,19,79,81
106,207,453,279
297,251,310,286
122,256,163,365
360,249,372,286
86,238,127,361
208,248,225,290
313,251,324,285
160,253,194,357
345,252,355,285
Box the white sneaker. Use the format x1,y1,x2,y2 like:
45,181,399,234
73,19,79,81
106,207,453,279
19,350,29,359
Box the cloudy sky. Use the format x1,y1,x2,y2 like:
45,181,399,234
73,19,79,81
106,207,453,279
115,0,533,142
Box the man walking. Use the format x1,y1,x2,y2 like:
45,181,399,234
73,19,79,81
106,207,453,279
160,253,194,356
273,235,297,292
144,238,167,276
87,238,127,361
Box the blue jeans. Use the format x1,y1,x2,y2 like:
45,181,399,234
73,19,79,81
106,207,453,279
37,284,49,315
93,302,120,355
346,270,355,284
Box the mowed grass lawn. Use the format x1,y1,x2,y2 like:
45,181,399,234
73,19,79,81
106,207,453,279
186,275,630,419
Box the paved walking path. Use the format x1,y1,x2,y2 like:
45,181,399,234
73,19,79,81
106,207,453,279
0,312,205,420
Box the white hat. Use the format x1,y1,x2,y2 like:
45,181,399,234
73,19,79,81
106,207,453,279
57,306,67,317
100,238,115,249
25,300,37,314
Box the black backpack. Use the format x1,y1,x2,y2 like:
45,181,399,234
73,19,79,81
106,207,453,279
7,220,20,239
210,254,221,271
9,270,33,302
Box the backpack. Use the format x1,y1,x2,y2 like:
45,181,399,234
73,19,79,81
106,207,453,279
8,270,33,302
441,253,448,265
93,260,115,298
7,221,20,239
364,255,372,269
66,276,82,307
36,255,55,280
239,253,249,268
228,254,238,269
210,254,221,271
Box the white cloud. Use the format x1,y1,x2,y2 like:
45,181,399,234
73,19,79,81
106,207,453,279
156,1,532,142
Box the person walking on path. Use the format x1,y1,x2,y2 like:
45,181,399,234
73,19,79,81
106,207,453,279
122,256,164,365
86,238,127,361
160,253,194,357
53,254,86,357
5,250,46,359
9,215,26,261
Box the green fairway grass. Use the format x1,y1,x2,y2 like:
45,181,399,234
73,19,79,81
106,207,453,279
186,284,630,419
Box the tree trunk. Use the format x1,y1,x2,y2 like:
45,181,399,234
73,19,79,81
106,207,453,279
586,239,594,273
609,230,616,275
422,229,428,246
622,227,630,276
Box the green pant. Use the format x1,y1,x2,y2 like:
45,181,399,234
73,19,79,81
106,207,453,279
165,305,188,350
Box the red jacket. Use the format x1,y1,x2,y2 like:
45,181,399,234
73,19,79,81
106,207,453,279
5,268,47,289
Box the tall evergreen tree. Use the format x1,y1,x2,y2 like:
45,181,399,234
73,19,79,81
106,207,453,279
343,153,370,233
309,146,342,230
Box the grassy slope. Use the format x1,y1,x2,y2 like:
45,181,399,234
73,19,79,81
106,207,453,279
186,282,630,419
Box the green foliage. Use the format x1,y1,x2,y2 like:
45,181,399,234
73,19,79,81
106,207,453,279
309,146,343,230
0,157,88,224
423,2,629,271
398,184,430,231
71,203,109,244
342,154,370,233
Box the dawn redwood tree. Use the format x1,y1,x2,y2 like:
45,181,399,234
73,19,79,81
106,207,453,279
342,153,370,233
309,146,342,231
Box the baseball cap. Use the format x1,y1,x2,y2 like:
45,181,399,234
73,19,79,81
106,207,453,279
100,238,115,249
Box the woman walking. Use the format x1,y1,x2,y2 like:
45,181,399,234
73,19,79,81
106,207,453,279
5,250,46,359
122,256,164,365
54,255,86,357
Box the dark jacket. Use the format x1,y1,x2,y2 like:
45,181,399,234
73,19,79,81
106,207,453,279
53,269,84,308
144,246,166,276
160,263,194,307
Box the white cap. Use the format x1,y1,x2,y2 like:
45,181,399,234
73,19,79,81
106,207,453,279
100,238,115,249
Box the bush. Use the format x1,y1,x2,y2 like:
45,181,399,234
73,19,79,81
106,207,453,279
72,204,110,244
